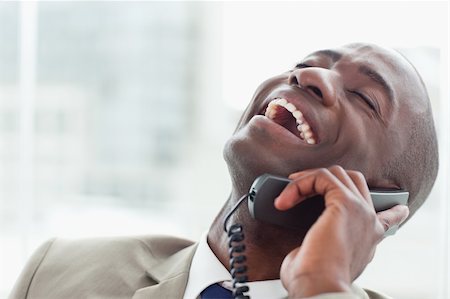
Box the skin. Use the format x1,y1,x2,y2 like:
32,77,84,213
276,167,408,297
208,43,427,296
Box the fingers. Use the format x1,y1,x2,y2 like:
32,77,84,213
275,167,350,211
290,166,370,202
282,166,410,237
276,166,370,211
377,205,410,236
328,166,368,201
346,171,371,203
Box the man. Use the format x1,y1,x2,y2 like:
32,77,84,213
9,43,438,299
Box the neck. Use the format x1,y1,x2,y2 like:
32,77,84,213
208,189,307,281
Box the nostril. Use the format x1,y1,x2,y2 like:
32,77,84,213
307,86,323,98
288,74,299,86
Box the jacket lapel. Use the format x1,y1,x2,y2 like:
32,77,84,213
133,242,198,299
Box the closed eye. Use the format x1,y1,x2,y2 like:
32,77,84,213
350,90,378,111
295,63,312,69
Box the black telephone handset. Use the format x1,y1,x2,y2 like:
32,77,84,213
224,174,409,299
248,173,409,232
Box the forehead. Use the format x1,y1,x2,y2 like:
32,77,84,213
306,44,405,76
305,44,428,111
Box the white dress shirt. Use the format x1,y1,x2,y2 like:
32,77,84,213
182,232,288,299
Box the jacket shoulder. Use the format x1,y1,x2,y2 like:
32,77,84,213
9,235,195,299
134,235,195,259
8,238,56,299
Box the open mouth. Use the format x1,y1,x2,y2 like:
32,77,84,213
264,98,317,144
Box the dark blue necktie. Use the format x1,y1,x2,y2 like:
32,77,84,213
201,283,233,299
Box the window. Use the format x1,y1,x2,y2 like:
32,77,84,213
1,2,448,298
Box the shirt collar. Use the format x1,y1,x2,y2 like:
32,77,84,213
183,232,288,299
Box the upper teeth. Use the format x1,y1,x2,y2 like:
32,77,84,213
265,98,316,144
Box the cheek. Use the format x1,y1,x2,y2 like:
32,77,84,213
335,118,380,172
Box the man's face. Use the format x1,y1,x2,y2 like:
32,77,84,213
224,43,427,191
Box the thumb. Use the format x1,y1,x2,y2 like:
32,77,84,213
377,205,409,236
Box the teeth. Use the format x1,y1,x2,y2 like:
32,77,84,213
277,98,288,106
293,110,303,119
268,101,276,107
300,123,310,132
264,98,317,144
285,103,296,112
306,138,316,144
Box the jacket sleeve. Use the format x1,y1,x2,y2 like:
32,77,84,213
302,284,392,299
307,285,392,299
306,294,361,299
8,239,56,299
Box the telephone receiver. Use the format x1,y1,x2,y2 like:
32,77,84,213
248,173,409,235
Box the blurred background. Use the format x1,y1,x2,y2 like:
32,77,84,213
0,1,448,298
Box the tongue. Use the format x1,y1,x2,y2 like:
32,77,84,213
267,105,302,139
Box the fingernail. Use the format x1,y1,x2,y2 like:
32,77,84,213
274,196,280,205
274,196,283,209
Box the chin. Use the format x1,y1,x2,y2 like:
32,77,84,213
223,136,300,196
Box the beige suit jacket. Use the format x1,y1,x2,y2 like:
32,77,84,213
8,236,391,299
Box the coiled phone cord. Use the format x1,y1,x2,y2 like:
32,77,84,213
223,193,251,299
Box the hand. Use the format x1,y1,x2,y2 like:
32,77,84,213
275,166,409,298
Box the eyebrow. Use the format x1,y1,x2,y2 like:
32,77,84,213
358,65,394,103
313,50,343,63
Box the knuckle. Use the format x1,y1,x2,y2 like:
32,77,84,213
356,171,366,181
317,168,329,174
349,170,365,180
379,218,391,232
343,189,357,202
348,196,367,213
317,168,332,178
375,223,386,239
368,210,379,224
329,165,345,173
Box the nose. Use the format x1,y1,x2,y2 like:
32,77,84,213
288,68,341,107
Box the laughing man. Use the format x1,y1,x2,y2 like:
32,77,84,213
9,43,438,299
